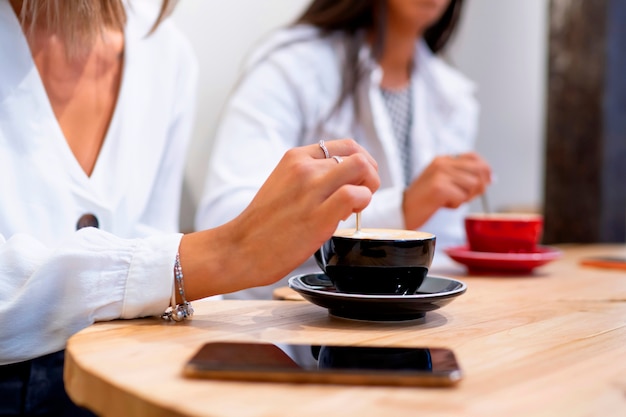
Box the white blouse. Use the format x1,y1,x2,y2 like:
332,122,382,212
196,25,479,300
0,0,198,365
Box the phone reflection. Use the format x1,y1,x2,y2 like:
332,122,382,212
277,344,433,372
317,346,432,371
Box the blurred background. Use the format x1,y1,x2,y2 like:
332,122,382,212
171,0,549,232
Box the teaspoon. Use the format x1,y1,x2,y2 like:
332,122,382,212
481,192,491,214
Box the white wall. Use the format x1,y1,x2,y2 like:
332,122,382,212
171,0,548,231
449,0,548,214
171,0,311,231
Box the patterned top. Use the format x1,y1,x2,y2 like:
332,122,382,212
381,83,414,186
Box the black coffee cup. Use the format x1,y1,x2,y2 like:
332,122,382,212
314,228,436,295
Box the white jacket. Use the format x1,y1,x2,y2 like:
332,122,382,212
196,25,478,299
0,0,198,364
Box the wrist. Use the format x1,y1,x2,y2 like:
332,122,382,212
161,252,193,322
178,220,279,299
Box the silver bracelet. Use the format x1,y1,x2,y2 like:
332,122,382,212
161,253,193,322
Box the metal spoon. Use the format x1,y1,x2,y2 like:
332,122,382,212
481,174,497,214
481,192,491,215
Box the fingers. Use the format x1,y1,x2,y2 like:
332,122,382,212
308,139,378,169
298,138,379,196
323,153,380,195
430,153,491,200
307,140,380,225
275,141,380,219
449,152,492,187
444,181,476,209
405,153,492,217
317,184,374,222
449,169,486,201
283,143,380,195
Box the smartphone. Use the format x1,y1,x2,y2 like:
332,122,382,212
580,256,626,271
183,341,462,387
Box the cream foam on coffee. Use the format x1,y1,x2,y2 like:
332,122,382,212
333,228,434,240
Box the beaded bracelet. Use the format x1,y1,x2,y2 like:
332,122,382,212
161,253,194,322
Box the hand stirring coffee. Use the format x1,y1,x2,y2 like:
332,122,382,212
319,139,364,236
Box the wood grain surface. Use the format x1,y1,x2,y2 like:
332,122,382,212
64,244,626,417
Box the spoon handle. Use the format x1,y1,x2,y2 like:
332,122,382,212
481,194,491,214
356,212,362,233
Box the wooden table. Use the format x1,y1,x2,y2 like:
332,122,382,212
65,244,626,417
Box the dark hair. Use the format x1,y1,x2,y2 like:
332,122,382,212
293,0,465,127
295,0,464,54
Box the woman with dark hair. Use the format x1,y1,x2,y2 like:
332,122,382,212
196,0,492,300
0,0,379,415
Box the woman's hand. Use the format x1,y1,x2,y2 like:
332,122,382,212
402,152,491,230
181,139,380,298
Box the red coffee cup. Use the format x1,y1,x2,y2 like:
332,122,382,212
464,213,543,253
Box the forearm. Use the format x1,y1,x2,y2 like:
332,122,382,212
178,222,282,299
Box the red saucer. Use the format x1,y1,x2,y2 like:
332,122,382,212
444,245,562,274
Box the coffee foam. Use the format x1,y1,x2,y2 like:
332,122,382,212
333,228,434,240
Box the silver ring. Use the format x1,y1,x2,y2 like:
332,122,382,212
332,155,343,164
318,140,330,159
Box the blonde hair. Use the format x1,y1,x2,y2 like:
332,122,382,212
13,0,175,54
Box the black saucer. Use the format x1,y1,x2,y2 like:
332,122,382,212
288,273,466,322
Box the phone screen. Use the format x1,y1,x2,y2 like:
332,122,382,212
183,341,462,387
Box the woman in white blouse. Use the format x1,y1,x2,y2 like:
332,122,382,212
0,0,379,415
196,0,492,300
